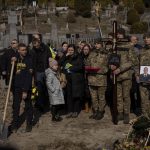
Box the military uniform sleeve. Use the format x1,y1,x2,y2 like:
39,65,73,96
120,46,138,73
85,52,92,66
98,54,108,74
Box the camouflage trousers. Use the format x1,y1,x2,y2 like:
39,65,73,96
89,86,106,112
140,86,150,115
117,80,131,114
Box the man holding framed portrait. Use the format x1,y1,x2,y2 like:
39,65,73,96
138,33,150,116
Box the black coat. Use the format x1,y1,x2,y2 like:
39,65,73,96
63,53,85,98
83,54,91,99
1,48,18,84
30,43,52,73
13,54,33,92
0,49,6,76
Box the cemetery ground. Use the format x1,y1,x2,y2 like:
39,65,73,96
6,107,136,150
0,81,136,150
8,109,135,150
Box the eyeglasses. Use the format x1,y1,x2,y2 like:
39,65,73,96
11,42,17,44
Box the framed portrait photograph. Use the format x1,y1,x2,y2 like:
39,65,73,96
139,66,150,83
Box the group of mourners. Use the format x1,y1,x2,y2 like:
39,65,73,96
0,28,150,133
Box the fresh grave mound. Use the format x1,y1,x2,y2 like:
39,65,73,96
113,115,150,150
37,140,94,150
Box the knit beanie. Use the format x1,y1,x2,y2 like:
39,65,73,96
49,58,58,68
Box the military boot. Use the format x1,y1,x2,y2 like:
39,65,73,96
95,111,105,120
26,124,32,132
10,121,18,133
123,113,129,124
118,112,124,121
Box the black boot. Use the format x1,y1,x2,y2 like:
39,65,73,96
10,121,18,133
66,112,73,118
52,115,63,122
51,106,62,122
89,109,97,119
118,112,124,121
95,111,105,120
123,113,129,124
10,125,18,133
72,112,78,118
26,124,32,132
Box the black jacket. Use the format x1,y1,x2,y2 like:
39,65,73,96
1,48,18,84
30,43,52,73
13,54,33,92
0,49,6,76
63,53,85,98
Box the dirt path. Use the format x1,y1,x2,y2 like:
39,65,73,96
7,108,136,150
0,79,136,150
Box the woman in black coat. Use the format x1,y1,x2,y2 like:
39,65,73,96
82,44,92,112
62,44,85,118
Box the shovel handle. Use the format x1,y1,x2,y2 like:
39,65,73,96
2,61,15,123
145,130,150,146
113,74,116,84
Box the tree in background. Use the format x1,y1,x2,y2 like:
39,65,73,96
67,11,76,23
38,0,48,7
55,0,75,8
75,0,92,18
55,0,66,7
67,0,75,9
127,8,140,25
122,0,145,14
130,22,148,33
122,0,134,7
1,0,6,9
97,0,112,8
134,0,145,14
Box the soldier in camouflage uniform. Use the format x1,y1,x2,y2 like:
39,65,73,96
138,33,150,116
109,29,138,124
86,40,108,120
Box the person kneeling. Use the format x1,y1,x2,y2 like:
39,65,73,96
45,58,65,122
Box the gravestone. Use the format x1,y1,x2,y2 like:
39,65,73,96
18,34,29,45
8,11,18,42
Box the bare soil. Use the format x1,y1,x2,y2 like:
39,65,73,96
6,108,136,150
0,80,136,150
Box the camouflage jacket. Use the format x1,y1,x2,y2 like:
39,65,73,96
139,45,150,66
86,48,108,86
138,45,150,77
115,42,138,81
